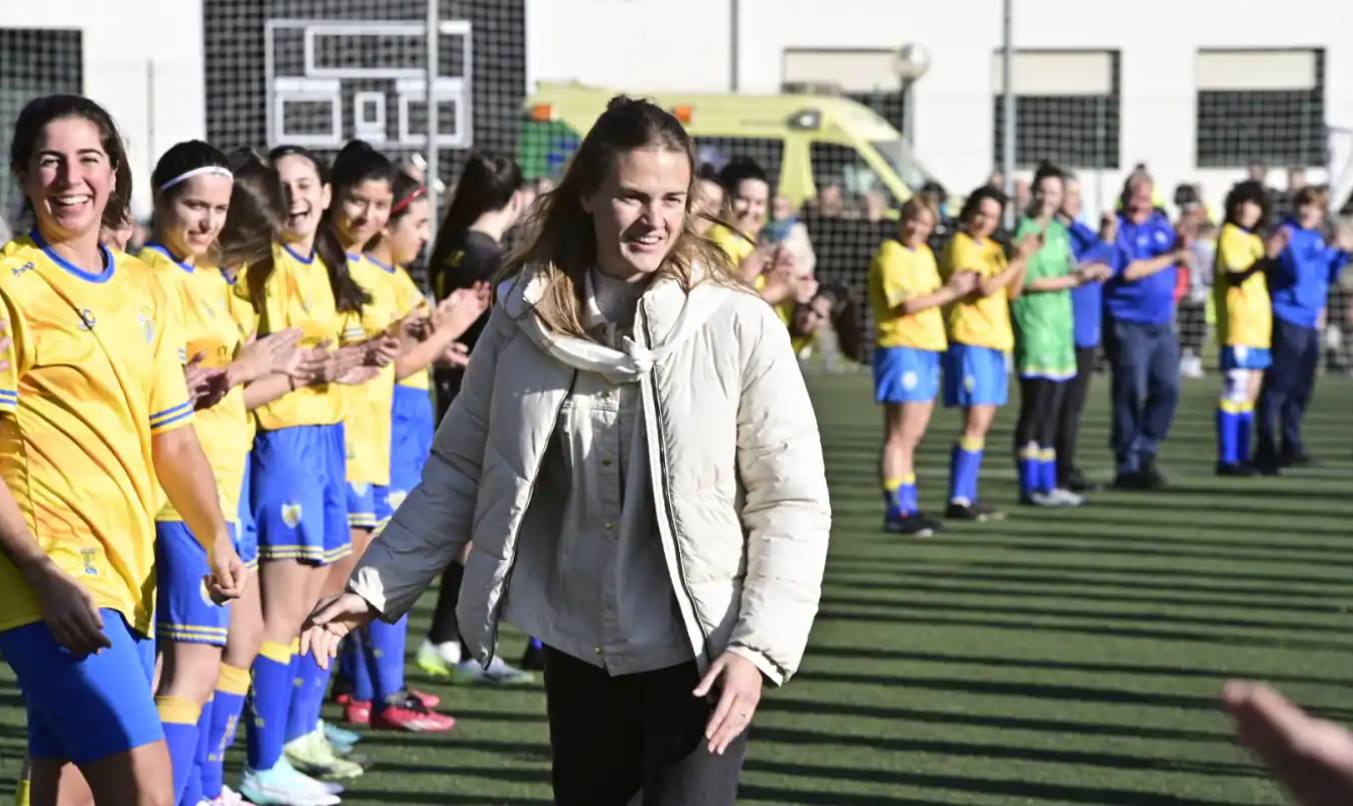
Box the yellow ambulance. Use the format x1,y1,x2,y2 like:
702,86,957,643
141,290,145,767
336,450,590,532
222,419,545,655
519,81,937,210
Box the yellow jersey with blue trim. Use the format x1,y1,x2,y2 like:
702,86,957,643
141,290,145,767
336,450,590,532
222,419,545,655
869,239,947,351
340,254,400,486
239,243,346,430
387,262,431,391
941,232,1014,352
140,245,250,523
1214,223,1272,349
0,233,193,635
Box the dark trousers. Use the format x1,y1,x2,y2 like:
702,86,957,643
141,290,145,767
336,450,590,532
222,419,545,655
1104,318,1180,473
1256,317,1320,461
1054,346,1098,481
1014,377,1067,450
543,647,747,806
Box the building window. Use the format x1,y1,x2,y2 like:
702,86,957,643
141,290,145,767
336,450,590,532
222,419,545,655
991,50,1120,170
1196,49,1325,168
0,28,82,221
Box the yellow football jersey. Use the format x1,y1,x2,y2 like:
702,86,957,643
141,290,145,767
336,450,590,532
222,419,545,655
239,243,346,430
941,232,1014,352
1214,223,1272,349
223,266,260,443
0,234,193,636
384,261,431,391
140,245,250,522
708,223,756,268
869,240,947,352
339,255,400,487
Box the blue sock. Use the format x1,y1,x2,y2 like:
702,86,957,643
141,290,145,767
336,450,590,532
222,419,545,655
1238,409,1254,462
349,631,374,702
246,642,294,771
204,663,250,798
368,615,409,704
1039,449,1058,493
156,696,201,803
286,651,329,743
1217,405,1239,464
1016,445,1040,497
950,439,984,504
179,699,212,806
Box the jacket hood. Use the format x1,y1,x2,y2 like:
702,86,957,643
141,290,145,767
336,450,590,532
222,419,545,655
496,262,728,384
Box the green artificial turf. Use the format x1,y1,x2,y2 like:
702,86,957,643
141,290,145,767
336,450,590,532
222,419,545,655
2,374,1350,804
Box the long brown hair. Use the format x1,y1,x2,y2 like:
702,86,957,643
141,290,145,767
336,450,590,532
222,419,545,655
501,95,737,337
222,148,285,310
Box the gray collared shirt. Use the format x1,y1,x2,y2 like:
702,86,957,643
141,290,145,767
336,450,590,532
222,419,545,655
501,269,691,676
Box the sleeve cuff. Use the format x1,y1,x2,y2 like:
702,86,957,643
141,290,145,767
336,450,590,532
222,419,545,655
149,401,195,432
726,643,787,687
0,389,17,414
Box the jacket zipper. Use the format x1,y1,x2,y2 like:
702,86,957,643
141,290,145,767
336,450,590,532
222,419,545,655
486,369,578,662
641,310,713,666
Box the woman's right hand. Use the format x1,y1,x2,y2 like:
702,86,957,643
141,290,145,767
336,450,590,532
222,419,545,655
300,592,379,670
26,561,111,655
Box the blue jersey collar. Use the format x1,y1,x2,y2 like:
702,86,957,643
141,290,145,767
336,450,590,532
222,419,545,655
281,242,315,264
143,242,195,273
364,253,397,273
31,229,115,283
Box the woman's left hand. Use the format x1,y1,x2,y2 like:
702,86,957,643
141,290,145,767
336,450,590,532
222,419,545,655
693,651,763,755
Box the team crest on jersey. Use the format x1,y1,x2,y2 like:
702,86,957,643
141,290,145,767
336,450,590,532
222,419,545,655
77,309,96,331
80,548,98,576
281,502,303,528
10,261,34,278
138,309,155,344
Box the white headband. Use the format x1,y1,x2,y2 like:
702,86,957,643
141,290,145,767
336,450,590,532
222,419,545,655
158,165,233,191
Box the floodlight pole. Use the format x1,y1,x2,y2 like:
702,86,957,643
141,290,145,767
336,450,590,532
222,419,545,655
730,0,739,91
1001,0,1015,227
426,0,440,223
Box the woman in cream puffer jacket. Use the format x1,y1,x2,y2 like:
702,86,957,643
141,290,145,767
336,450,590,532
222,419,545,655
302,96,830,804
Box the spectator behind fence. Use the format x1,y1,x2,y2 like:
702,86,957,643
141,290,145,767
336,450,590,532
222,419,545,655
1254,186,1353,471
1104,169,1194,491
707,156,770,277
1175,191,1211,379
691,163,725,237
1055,173,1115,492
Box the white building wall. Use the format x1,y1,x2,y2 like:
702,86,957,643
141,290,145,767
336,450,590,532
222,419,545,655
528,0,1353,217
0,0,205,218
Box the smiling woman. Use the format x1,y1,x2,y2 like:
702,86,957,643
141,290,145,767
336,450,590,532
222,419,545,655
300,96,833,806
0,95,244,805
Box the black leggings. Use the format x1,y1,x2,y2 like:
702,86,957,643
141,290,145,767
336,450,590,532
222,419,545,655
543,648,747,806
1015,377,1067,452
1054,347,1097,480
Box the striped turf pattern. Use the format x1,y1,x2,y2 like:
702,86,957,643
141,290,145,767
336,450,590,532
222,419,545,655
0,375,1349,804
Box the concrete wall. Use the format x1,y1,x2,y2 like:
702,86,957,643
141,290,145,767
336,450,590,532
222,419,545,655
526,0,1353,217
1,0,205,218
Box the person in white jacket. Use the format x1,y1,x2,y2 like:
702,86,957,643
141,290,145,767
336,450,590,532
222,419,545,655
299,95,832,805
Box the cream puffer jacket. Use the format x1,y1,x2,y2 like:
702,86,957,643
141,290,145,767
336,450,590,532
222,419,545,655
350,263,832,684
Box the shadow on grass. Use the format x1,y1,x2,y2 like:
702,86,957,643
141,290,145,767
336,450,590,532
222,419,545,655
813,609,1353,657
741,758,1244,806
802,644,1353,689
757,698,1227,743
816,593,1349,636
750,726,1262,779
827,575,1346,617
